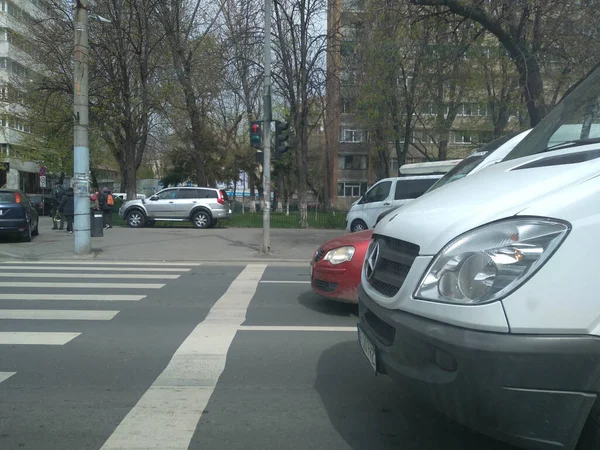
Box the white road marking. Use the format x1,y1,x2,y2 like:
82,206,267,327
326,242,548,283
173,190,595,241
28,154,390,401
0,294,144,301
259,280,310,284
238,325,356,332
0,266,191,272
0,310,119,320
0,372,16,384
0,332,80,345
0,261,200,266
0,282,164,289
0,273,180,279
100,264,266,450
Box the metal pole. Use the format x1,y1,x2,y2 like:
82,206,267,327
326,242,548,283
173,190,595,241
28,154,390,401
73,1,91,255
261,0,272,254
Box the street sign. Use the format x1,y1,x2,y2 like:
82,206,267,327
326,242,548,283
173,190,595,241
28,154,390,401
40,176,46,188
39,166,46,177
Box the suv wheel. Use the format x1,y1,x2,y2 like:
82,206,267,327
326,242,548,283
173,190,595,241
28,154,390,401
192,210,210,229
126,210,145,228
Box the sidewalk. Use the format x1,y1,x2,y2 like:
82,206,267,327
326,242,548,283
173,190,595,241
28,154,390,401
0,217,347,263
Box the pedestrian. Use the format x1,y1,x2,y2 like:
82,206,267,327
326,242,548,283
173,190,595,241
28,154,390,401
58,187,75,234
99,187,114,229
52,182,65,230
90,190,100,211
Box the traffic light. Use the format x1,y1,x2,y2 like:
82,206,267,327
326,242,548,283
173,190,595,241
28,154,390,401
275,121,290,159
250,121,262,149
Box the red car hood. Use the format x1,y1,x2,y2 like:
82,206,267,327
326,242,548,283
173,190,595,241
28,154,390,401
320,230,373,252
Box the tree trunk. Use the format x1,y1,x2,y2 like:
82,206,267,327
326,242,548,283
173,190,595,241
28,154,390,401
125,164,137,199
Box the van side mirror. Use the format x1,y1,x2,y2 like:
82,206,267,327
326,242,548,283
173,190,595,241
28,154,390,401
149,195,158,201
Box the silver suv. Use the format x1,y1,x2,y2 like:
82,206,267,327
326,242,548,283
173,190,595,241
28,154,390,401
118,187,231,228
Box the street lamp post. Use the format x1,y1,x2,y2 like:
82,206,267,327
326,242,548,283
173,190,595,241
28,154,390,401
73,0,91,255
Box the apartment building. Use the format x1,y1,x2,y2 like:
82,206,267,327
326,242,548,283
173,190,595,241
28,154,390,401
0,0,51,192
327,0,522,209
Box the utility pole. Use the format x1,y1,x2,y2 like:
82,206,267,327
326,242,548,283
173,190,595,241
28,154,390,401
73,0,91,255
261,0,272,254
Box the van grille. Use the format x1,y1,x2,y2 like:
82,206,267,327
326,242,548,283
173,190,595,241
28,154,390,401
366,235,419,297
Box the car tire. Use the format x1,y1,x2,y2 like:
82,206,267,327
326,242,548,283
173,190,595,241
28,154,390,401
22,221,32,242
126,210,146,228
577,401,600,449
209,218,218,228
351,219,368,232
192,210,211,229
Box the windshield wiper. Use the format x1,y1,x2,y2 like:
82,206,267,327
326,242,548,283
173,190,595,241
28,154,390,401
538,137,600,154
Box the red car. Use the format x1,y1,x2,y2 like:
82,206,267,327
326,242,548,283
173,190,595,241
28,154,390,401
310,229,373,303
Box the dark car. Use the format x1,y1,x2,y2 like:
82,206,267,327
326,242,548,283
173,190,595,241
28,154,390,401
28,194,54,216
0,190,39,241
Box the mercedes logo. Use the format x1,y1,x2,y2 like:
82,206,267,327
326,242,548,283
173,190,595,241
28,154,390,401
365,241,380,280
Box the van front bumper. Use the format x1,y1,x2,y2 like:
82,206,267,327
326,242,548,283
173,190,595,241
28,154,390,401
358,285,600,450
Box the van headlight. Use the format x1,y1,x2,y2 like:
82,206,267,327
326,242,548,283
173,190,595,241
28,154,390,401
414,218,570,305
324,246,356,264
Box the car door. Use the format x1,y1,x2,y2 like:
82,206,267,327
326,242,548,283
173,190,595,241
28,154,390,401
172,189,199,217
145,188,179,218
362,180,393,228
22,193,38,228
391,178,439,209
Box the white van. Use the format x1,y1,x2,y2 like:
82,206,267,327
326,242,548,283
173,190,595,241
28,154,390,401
346,162,459,232
357,67,600,449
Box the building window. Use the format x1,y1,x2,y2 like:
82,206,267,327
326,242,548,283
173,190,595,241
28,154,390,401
453,132,474,144
337,182,366,198
338,154,367,170
340,129,364,143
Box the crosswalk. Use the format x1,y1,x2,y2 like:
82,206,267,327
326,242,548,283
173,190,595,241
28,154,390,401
0,260,200,385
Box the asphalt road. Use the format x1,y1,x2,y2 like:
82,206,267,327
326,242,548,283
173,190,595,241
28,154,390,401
0,261,518,450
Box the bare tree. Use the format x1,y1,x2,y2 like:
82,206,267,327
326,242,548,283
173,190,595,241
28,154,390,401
410,0,600,126
272,0,328,227
92,0,163,197
155,0,226,187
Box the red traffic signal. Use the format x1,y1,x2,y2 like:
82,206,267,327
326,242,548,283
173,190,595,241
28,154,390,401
250,121,262,149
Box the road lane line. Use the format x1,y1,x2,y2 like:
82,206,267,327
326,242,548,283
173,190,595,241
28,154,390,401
0,273,180,279
0,261,201,266
0,310,119,320
100,264,266,450
0,266,191,272
259,280,310,284
0,282,164,289
0,372,16,384
0,294,144,301
238,325,356,332
0,332,80,345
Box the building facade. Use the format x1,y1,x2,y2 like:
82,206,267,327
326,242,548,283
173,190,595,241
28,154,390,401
0,0,51,192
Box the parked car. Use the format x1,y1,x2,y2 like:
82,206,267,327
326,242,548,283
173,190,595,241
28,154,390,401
312,132,531,304
27,194,55,216
345,161,461,232
357,66,600,450
0,190,39,241
119,187,231,228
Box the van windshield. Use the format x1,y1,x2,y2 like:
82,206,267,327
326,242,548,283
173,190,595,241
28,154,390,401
427,132,520,193
506,67,600,161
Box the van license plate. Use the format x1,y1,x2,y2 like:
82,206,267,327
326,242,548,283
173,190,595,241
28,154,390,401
358,326,377,373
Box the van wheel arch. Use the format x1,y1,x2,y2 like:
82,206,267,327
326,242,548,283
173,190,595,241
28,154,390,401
351,219,368,232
